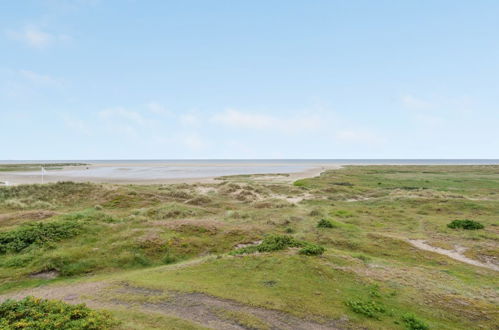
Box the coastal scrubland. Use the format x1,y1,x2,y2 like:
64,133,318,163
0,166,497,329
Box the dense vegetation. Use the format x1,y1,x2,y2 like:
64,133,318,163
0,221,82,254
447,219,484,230
0,296,117,329
0,165,497,329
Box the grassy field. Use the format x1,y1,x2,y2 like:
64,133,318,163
0,166,497,329
0,163,87,172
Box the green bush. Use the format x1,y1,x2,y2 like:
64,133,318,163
447,219,484,230
162,253,179,264
402,314,429,330
0,296,118,329
293,180,306,187
256,235,302,252
346,300,385,319
231,235,325,256
317,218,334,228
0,221,82,254
298,243,325,256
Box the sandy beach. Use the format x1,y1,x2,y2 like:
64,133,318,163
0,162,339,185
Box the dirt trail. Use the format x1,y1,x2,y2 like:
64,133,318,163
0,280,341,330
408,239,499,271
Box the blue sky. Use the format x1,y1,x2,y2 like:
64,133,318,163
1,0,498,159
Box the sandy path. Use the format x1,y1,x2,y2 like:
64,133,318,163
408,239,499,271
0,279,342,330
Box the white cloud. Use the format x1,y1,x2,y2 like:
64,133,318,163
213,109,273,129
401,94,450,127
179,113,200,126
336,129,384,145
6,26,69,49
63,115,92,136
401,95,433,110
211,109,323,133
181,133,208,150
19,70,62,86
413,113,444,127
99,107,152,127
147,102,170,115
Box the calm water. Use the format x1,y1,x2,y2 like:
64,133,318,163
2,159,499,180
2,159,499,165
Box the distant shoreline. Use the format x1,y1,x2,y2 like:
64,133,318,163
1,160,499,186
1,159,499,165
0,161,339,185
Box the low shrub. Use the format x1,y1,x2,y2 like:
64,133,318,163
309,209,321,216
0,296,118,329
299,243,325,256
317,218,334,228
3,199,27,209
447,219,484,230
293,180,306,187
256,235,302,252
162,253,179,264
346,300,385,319
231,235,325,256
402,314,430,330
0,221,82,254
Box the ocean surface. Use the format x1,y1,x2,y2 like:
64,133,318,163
2,159,499,165
1,160,498,181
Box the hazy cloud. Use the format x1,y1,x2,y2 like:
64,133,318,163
212,109,323,133
20,70,63,86
401,95,433,110
6,26,69,48
147,102,170,115
99,107,152,127
336,129,384,145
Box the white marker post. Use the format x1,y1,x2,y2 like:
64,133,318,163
41,166,46,184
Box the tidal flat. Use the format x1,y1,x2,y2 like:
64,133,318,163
0,165,497,329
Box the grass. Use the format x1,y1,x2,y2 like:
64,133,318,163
0,165,498,329
0,163,87,172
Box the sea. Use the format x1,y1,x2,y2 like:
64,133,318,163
1,159,498,180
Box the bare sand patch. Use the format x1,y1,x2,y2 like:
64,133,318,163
408,239,499,271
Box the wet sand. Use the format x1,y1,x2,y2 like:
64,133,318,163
0,162,339,185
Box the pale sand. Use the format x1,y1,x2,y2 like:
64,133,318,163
0,163,339,185
408,239,498,272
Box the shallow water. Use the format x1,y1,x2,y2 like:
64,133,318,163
9,164,314,180
3,159,499,181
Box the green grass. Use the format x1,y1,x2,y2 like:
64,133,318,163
0,165,498,329
0,163,87,172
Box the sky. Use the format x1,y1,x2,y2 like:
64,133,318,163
1,0,498,160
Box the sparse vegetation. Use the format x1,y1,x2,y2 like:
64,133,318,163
0,165,497,329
